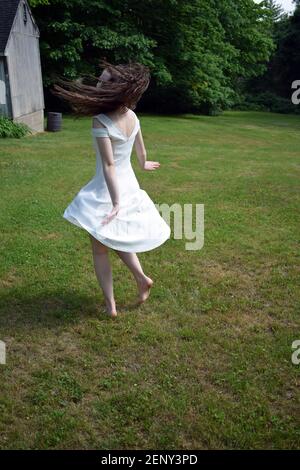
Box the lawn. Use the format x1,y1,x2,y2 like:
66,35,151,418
0,111,299,449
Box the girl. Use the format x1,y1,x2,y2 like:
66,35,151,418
51,59,170,318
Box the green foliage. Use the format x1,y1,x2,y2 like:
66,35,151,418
0,116,32,138
234,91,300,114
30,0,275,113
242,2,300,113
28,0,50,6
271,4,300,98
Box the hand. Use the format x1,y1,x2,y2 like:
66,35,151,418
143,161,160,171
101,203,120,225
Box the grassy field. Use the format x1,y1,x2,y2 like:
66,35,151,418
0,111,299,449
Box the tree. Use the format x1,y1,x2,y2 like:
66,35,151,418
243,0,300,112
272,2,300,97
29,0,275,113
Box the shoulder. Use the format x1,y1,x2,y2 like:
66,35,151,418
130,109,139,125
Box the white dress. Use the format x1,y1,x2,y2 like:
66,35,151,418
62,110,171,252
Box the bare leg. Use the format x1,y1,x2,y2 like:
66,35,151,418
115,250,153,303
89,234,117,317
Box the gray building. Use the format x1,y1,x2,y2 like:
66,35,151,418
0,0,44,133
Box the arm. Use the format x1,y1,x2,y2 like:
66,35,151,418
92,118,120,224
134,126,161,171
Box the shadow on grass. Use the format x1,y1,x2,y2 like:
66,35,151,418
0,289,144,332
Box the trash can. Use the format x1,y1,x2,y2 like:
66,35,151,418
47,112,62,131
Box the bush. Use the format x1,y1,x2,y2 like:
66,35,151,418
0,116,33,138
233,92,300,114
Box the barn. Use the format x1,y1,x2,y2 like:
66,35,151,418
0,0,44,133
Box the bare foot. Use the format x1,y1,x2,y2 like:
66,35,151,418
105,299,117,318
136,275,153,304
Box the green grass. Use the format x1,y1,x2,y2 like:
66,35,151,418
0,111,299,449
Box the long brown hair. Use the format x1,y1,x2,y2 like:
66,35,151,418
50,59,151,118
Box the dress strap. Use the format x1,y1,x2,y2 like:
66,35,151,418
91,114,110,138
96,114,111,127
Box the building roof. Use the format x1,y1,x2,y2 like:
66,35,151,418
0,0,21,54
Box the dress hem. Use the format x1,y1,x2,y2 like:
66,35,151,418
62,211,171,253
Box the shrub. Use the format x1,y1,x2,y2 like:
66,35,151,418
0,116,33,138
233,92,300,114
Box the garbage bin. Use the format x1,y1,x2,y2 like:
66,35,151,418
47,112,62,131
